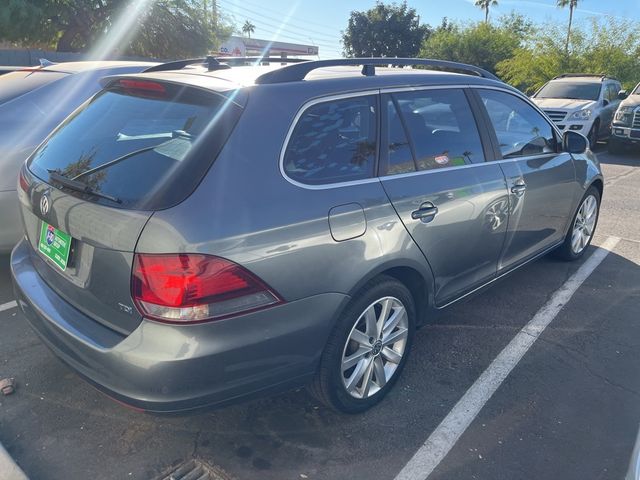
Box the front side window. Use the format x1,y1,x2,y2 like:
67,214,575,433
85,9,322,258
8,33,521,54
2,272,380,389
391,89,485,171
283,96,377,185
479,89,557,159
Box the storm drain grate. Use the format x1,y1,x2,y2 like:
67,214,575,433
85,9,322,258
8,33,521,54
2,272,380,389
156,459,233,480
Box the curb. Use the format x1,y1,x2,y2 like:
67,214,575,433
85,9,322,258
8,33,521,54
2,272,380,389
0,442,28,480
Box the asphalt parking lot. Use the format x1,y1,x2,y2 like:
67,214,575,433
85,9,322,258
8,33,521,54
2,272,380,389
1,147,639,480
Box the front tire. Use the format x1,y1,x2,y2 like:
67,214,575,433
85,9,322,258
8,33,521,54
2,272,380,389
310,276,416,413
555,186,600,261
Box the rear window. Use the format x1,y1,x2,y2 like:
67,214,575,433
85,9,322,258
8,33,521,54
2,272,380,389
0,70,68,105
283,95,377,185
28,80,242,210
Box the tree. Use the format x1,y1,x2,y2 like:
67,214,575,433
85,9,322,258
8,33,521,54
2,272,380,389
0,0,232,58
557,0,578,54
342,1,431,58
242,20,255,38
497,18,640,93
420,15,527,75
475,0,498,24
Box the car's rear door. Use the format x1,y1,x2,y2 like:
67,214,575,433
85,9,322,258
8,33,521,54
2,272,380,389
472,87,577,272
379,87,509,306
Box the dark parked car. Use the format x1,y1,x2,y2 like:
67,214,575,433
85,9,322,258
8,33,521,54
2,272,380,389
11,57,603,414
0,60,157,253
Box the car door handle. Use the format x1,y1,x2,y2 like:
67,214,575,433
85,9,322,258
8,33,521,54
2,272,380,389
411,203,438,222
511,182,526,197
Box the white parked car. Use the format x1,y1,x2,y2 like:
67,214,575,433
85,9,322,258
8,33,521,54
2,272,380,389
531,74,623,149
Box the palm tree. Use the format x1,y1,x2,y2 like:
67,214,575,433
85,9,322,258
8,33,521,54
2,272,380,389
557,0,579,53
242,20,255,39
475,0,498,24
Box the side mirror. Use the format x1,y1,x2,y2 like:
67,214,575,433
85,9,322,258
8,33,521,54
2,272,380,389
603,99,610,107
618,90,628,100
563,131,588,154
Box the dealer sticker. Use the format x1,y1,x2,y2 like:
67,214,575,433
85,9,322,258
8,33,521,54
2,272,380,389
38,222,72,271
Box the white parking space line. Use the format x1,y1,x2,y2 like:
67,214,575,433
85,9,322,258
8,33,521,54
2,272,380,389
0,300,17,313
394,236,621,480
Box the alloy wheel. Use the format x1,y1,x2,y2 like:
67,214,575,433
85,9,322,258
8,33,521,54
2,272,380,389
340,296,408,399
571,194,598,255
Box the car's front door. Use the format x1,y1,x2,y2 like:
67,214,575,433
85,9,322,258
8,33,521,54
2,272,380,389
379,88,509,306
474,88,578,272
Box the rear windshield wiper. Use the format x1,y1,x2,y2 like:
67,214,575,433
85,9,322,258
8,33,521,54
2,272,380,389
72,130,193,182
48,171,122,204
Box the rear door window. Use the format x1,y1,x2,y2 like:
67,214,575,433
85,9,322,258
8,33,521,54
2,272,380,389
283,95,377,185
390,89,485,171
28,79,242,210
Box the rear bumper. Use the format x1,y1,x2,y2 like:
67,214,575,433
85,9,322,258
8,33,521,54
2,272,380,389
0,190,21,253
11,239,348,412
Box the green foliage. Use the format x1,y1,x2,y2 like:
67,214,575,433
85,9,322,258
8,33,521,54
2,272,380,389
420,14,530,75
342,1,430,58
0,0,232,58
498,18,640,93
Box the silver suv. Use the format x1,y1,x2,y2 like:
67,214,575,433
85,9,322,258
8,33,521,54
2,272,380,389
11,58,603,414
531,74,623,149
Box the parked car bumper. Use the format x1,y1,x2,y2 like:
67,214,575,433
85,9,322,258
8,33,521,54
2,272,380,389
0,190,22,253
611,126,640,145
11,239,346,412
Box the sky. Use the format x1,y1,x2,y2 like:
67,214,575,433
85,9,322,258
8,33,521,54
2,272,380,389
217,0,640,58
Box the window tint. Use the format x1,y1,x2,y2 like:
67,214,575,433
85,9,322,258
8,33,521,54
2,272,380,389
384,99,415,175
478,89,557,159
283,96,377,185
392,89,485,171
605,84,619,102
29,82,241,210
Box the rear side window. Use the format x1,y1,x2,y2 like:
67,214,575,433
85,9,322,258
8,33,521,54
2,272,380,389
283,96,377,185
28,80,242,210
390,89,485,172
478,89,557,159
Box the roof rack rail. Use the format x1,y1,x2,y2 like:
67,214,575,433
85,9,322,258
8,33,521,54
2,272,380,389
552,73,617,81
215,56,310,66
143,56,230,73
255,58,501,84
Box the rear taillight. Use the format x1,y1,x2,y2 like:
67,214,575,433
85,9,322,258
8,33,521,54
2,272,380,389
132,254,283,323
18,169,29,192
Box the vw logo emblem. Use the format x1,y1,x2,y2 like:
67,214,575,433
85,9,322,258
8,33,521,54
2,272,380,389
40,194,51,217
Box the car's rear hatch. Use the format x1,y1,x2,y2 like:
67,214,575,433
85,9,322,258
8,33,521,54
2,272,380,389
19,76,244,334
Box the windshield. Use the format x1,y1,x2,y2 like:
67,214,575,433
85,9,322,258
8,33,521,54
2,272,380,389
536,81,601,101
28,81,242,210
633,83,640,95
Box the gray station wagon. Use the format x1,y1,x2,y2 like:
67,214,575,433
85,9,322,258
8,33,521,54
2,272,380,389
11,57,603,413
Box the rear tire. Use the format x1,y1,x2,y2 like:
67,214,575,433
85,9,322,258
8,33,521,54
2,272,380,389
587,121,600,150
555,186,600,261
309,276,416,413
